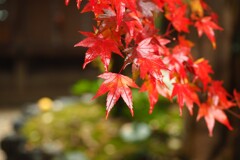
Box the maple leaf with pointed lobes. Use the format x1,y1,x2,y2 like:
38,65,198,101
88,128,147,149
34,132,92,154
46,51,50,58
194,58,213,90
93,72,139,118
124,12,143,46
136,37,157,56
81,0,111,14
112,0,137,31
208,81,235,109
151,0,164,11
138,0,160,17
137,56,167,81
197,103,233,137
140,75,161,114
75,32,123,71
166,49,190,80
165,5,191,33
195,16,223,49
171,83,200,115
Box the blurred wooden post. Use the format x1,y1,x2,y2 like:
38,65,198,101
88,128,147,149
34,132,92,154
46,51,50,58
181,1,237,160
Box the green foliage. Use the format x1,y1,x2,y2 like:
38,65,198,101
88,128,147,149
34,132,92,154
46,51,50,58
71,79,101,95
21,97,183,160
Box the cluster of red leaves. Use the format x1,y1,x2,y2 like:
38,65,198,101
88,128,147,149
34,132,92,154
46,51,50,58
66,0,240,136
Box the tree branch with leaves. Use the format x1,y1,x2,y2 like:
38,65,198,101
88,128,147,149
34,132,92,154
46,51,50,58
65,0,240,136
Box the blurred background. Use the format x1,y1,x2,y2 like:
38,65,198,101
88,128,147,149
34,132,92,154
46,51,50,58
0,0,240,160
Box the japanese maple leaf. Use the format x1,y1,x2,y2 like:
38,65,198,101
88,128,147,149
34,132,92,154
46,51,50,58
140,76,160,114
151,0,164,10
195,16,223,49
93,72,139,118
138,0,160,17
124,12,143,45
197,103,233,136
81,0,111,14
152,36,170,55
165,5,191,32
208,81,235,109
112,0,136,31
75,32,123,71
171,83,200,115
136,55,167,80
194,58,213,90
166,49,190,80
136,37,157,56
178,35,194,49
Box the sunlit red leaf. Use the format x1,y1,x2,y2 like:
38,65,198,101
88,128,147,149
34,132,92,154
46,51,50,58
208,81,235,109
81,0,110,14
67,0,239,137
171,83,200,115
195,16,223,49
140,76,160,113
137,56,166,80
93,72,139,118
197,103,233,136
138,0,160,17
194,58,213,90
75,32,123,71
165,5,191,32
136,37,157,57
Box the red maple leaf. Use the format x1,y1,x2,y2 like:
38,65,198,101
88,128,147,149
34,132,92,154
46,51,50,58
171,83,200,115
166,47,190,80
152,0,164,10
195,16,223,49
93,72,139,118
165,5,191,32
140,75,161,114
67,0,239,137
137,56,166,80
136,37,158,56
111,0,137,31
197,103,233,136
138,0,160,17
81,0,110,14
75,32,123,71
123,11,143,46
208,81,235,109
194,58,213,90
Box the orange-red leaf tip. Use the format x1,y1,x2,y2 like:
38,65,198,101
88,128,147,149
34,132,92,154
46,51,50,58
209,132,213,137
65,0,70,6
149,108,153,114
77,0,82,9
106,111,110,119
212,41,216,49
130,109,134,117
179,107,183,116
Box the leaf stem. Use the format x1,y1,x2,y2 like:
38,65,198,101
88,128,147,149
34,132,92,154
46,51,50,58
226,109,240,119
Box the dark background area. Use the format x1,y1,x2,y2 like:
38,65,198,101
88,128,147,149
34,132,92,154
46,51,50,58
0,0,97,105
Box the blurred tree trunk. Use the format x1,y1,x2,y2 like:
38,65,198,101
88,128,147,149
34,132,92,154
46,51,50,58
181,1,240,160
